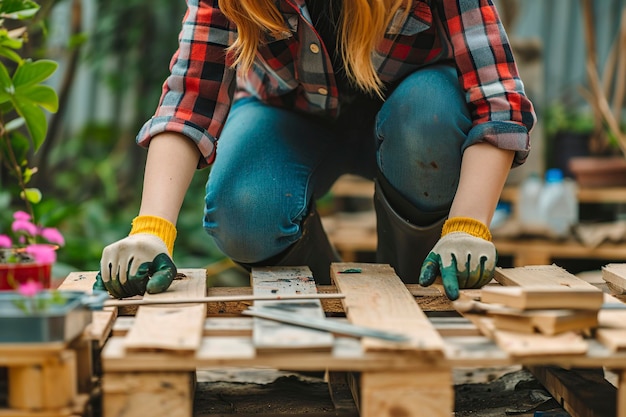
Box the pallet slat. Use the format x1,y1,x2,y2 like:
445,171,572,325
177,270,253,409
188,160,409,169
331,262,444,355
250,266,333,351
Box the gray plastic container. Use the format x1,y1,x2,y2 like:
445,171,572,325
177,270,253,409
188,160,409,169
0,290,92,343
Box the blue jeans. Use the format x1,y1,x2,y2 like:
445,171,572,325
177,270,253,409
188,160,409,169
204,65,474,263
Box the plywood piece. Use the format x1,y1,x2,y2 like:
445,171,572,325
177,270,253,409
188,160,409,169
360,369,452,417
331,262,444,355
122,269,207,353
481,286,604,310
251,266,333,351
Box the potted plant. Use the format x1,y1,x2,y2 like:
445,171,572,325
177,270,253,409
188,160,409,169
0,0,61,290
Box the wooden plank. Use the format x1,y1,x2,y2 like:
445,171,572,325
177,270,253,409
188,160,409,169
102,372,194,417
492,329,588,357
480,286,604,310
57,271,98,293
325,371,358,412
251,266,333,351
8,350,77,411
527,366,616,417
602,263,626,294
596,294,626,351
494,264,602,289
122,269,207,353
490,309,599,336
86,308,117,347
360,369,452,417
331,262,444,355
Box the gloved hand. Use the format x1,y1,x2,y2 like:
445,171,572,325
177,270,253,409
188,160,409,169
419,217,496,301
94,215,177,299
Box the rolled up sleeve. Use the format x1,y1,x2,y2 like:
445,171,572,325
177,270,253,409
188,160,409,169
136,0,236,168
438,0,536,166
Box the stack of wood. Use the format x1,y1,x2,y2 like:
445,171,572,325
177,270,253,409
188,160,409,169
478,286,603,336
454,265,607,357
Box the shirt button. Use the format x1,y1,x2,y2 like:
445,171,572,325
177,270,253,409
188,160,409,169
309,43,320,54
318,87,328,95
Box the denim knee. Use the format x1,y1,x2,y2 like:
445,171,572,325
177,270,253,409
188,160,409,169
203,184,303,263
375,65,473,211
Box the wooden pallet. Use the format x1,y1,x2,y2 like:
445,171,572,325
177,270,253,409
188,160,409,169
0,329,98,417
57,263,626,417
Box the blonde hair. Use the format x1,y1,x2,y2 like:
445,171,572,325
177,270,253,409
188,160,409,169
218,0,410,98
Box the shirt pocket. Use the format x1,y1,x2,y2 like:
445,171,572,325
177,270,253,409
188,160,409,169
386,1,433,36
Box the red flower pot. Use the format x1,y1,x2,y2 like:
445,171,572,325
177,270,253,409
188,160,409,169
0,262,52,290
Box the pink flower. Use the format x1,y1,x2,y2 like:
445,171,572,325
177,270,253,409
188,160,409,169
40,227,65,246
13,211,32,221
25,244,57,264
0,234,11,248
12,219,38,236
17,280,43,297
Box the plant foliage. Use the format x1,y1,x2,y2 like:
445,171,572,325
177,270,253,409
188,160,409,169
0,0,58,216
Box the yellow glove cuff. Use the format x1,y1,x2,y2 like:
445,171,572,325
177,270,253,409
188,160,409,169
441,217,492,242
129,215,177,255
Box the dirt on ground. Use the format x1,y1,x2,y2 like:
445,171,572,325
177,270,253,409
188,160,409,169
193,366,571,416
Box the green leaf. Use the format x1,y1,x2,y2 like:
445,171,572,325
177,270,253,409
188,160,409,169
0,0,40,20
21,187,42,204
13,59,58,88
17,84,58,112
0,46,22,63
0,63,13,93
12,99,47,151
0,29,25,49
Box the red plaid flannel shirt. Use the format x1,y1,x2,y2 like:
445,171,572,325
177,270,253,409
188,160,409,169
137,0,536,167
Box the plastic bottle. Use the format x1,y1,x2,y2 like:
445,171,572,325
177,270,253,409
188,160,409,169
518,172,544,229
537,168,578,238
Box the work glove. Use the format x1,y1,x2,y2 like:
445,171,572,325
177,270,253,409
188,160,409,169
94,215,177,299
419,217,496,301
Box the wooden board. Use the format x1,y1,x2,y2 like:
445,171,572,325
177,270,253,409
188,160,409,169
58,271,98,293
331,262,444,355
527,366,617,417
122,269,207,353
596,293,626,352
602,263,626,294
490,308,599,336
250,266,333,351
492,329,589,357
494,264,602,290
480,286,604,310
